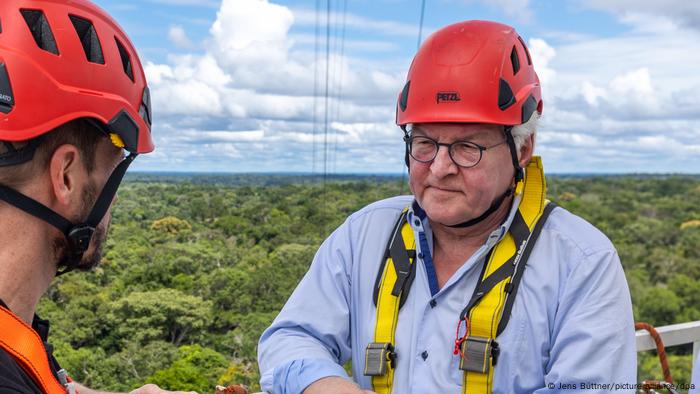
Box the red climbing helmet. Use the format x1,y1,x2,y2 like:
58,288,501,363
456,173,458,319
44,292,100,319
0,0,153,154
396,20,542,127
0,0,153,275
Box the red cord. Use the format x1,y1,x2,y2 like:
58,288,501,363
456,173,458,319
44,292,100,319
453,318,471,358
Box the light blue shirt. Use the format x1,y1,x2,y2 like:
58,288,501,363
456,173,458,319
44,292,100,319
258,195,637,393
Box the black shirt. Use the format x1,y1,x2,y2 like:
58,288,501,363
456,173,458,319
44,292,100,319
0,299,63,394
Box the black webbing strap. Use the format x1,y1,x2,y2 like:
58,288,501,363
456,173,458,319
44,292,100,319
496,202,557,335
389,225,413,297
372,210,417,309
448,186,514,229
504,126,524,183
373,211,406,307
0,184,74,233
459,211,530,321
0,137,44,167
85,153,134,227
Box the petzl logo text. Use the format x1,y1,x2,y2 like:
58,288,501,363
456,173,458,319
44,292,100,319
436,91,460,103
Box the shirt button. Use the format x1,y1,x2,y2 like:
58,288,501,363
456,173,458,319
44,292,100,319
429,299,437,308
421,351,428,360
414,219,421,226
418,252,424,259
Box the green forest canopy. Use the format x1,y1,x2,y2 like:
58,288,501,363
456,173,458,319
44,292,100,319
38,174,700,392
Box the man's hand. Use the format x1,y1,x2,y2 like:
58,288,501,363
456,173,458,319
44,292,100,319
302,377,376,394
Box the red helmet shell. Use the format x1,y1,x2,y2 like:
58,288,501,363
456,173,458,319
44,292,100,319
0,0,153,153
396,20,542,127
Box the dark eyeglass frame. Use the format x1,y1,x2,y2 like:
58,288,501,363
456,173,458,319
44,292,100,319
403,134,507,168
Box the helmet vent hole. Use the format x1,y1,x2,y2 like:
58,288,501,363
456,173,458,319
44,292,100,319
115,38,134,82
510,46,520,75
20,9,59,55
517,36,532,65
139,86,152,127
498,78,516,110
69,15,104,64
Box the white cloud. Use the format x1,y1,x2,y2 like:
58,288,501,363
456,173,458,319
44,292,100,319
583,0,700,30
145,0,220,8
168,25,194,49
457,0,533,23
210,0,294,67
528,38,556,86
288,33,400,53
139,0,411,173
527,16,700,172
484,0,533,23
147,0,405,118
291,8,422,37
135,0,700,173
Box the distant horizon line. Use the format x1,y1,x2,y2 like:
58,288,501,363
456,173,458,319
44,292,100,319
127,171,700,177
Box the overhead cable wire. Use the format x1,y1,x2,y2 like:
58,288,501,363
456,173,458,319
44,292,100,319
331,0,348,174
312,0,320,175
321,0,332,235
323,0,331,186
417,0,426,49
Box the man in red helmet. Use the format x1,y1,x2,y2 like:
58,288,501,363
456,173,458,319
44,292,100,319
0,1,193,394
258,21,637,393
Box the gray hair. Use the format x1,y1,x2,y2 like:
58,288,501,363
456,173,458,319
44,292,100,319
510,112,539,151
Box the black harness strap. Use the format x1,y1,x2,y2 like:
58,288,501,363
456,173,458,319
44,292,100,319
496,202,557,335
459,211,530,321
373,210,417,309
448,186,514,229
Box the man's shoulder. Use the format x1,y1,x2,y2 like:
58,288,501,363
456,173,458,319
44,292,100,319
0,348,43,394
543,205,616,258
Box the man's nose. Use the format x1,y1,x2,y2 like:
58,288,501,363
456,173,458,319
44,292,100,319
430,145,458,176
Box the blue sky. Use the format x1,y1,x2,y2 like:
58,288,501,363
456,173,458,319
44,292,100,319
94,0,700,174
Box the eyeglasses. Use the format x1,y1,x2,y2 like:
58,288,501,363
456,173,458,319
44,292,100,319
404,135,507,168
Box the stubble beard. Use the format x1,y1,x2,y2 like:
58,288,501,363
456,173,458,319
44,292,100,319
53,181,109,272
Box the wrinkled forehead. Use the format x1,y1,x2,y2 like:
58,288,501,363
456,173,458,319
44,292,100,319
406,123,504,139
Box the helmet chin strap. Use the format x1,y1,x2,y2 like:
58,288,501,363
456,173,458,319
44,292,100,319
446,126,523,229
0,153,136,275
446,185,514,228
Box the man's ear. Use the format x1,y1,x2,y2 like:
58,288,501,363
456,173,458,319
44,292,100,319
518,134,535,168
48,144,85,208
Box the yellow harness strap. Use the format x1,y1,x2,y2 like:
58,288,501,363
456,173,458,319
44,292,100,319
366,207,416,394
366,157,550,394
461,157,547,393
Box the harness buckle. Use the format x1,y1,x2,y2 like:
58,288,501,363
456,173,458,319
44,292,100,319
363,342,395,376
458,336,499,373
67,225,95,254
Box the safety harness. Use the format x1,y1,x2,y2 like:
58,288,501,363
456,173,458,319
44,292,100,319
0,305,77,394
364,156,556,394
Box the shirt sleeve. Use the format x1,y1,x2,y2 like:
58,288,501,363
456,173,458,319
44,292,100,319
258,217,356,394
536,248,637,393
